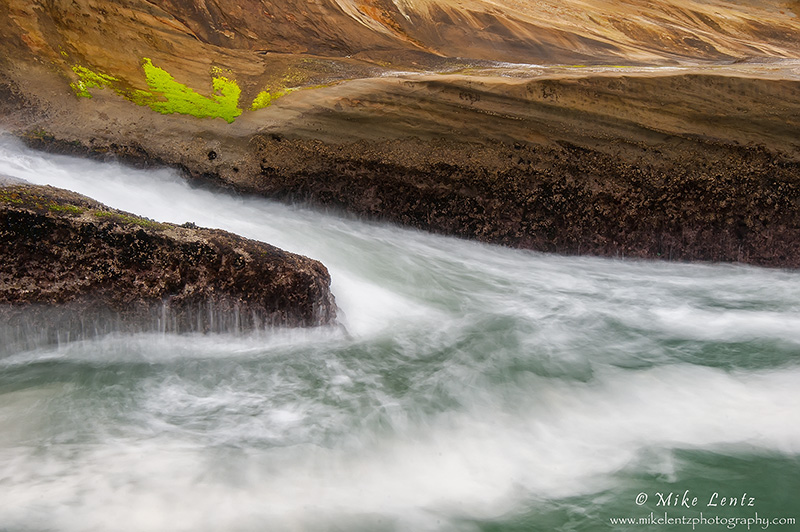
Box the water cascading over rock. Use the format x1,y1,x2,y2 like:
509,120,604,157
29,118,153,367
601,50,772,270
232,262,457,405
0,181,337,351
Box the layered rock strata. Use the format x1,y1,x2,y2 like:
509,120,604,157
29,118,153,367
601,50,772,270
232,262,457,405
2,0,800,267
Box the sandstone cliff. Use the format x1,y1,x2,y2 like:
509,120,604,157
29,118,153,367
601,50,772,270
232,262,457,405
1,0,799,266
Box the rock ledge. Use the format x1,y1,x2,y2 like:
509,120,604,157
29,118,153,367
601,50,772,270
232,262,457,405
0,183,337,347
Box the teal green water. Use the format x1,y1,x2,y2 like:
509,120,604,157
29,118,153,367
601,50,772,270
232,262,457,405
1,139,799,531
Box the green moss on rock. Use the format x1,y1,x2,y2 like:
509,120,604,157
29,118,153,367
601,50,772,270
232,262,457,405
141,58,242,123
93,209,166,229
68,59,243,123
70,65,119,98
0,192,24,204
250,89,290,110
48,203,84,214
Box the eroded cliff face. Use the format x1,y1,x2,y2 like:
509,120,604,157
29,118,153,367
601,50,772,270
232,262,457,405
1,0,800,266
0,183,337,347
5,0,800,67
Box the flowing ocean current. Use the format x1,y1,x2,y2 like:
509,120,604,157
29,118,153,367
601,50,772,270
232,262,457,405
1,138,799,531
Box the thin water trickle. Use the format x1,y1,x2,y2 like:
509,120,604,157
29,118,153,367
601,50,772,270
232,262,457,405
1,138,799,531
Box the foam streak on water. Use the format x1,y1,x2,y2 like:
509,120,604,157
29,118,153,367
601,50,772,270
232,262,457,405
1,138,799,531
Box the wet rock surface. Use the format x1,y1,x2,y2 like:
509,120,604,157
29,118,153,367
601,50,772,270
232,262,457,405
242,136,800,267
0,183,337,340
2,0,800,268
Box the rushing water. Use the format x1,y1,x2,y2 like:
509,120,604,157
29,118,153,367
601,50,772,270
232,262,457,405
1,138,799,531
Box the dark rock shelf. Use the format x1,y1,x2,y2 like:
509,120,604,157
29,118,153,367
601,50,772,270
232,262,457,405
0,183,337,349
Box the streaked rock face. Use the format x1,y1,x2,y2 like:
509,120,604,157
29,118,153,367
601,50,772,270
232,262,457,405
5,0,800,67
0,183,337,341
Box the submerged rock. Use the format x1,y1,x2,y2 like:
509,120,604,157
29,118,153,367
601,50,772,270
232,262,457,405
0,183,336,347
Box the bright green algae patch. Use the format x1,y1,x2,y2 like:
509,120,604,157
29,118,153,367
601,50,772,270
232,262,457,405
250,89,292,111
67,59,311,121
69,59,244,123
70,66,119,98
141,59,242,123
